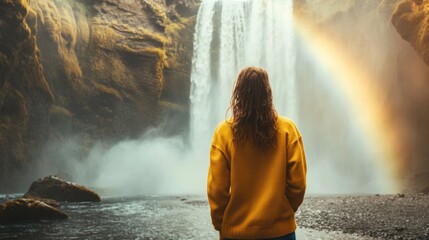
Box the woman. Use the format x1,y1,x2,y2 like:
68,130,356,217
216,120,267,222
207,66,307,240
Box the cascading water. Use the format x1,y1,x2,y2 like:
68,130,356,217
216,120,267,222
190,0,296,154
190,0,393,194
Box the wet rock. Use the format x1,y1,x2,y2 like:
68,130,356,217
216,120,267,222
0,198,68,224
24,176,101,202
22,195,60,208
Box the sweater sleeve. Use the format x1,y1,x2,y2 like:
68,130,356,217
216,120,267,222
285,137,307,212
207,144,230,231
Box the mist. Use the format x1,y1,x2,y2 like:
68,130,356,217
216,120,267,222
86,133,207,196
294,0,429,193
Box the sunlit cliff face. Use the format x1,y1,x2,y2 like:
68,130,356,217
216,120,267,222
0,0,200,192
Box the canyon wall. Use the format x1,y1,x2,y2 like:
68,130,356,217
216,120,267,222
0,0,53,192
0,0,199,192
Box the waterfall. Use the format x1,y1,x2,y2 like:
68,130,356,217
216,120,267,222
190,0,296,153
189,0,395,194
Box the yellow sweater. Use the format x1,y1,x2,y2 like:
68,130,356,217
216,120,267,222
207,116,307,239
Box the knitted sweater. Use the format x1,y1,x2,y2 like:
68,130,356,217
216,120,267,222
207,116,307,239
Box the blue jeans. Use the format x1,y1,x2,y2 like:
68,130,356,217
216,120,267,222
271,232,296,240
225,232,296,240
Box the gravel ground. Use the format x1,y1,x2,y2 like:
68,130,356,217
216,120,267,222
296,194,429,240
184,198,374,240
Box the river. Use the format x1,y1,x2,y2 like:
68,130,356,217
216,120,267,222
0,195,372,240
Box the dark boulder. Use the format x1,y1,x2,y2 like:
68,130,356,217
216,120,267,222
0,198,68,224
24,176,101,202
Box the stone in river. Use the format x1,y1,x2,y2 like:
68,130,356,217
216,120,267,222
0,198,68,224
24,176,101,202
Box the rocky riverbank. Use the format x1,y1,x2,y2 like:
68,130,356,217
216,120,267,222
296,194,429,240
182,193,429,239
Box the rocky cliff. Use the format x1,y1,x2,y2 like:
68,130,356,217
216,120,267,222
392,0,429,65
0,0,199,192
0,0,54,192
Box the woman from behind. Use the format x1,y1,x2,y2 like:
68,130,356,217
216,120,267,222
208,66,307,240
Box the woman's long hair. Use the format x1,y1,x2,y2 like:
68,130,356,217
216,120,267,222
230,66,277,150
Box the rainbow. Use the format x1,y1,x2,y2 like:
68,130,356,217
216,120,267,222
293,15,404,192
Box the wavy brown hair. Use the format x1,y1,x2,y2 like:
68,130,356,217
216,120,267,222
230,66,277,150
